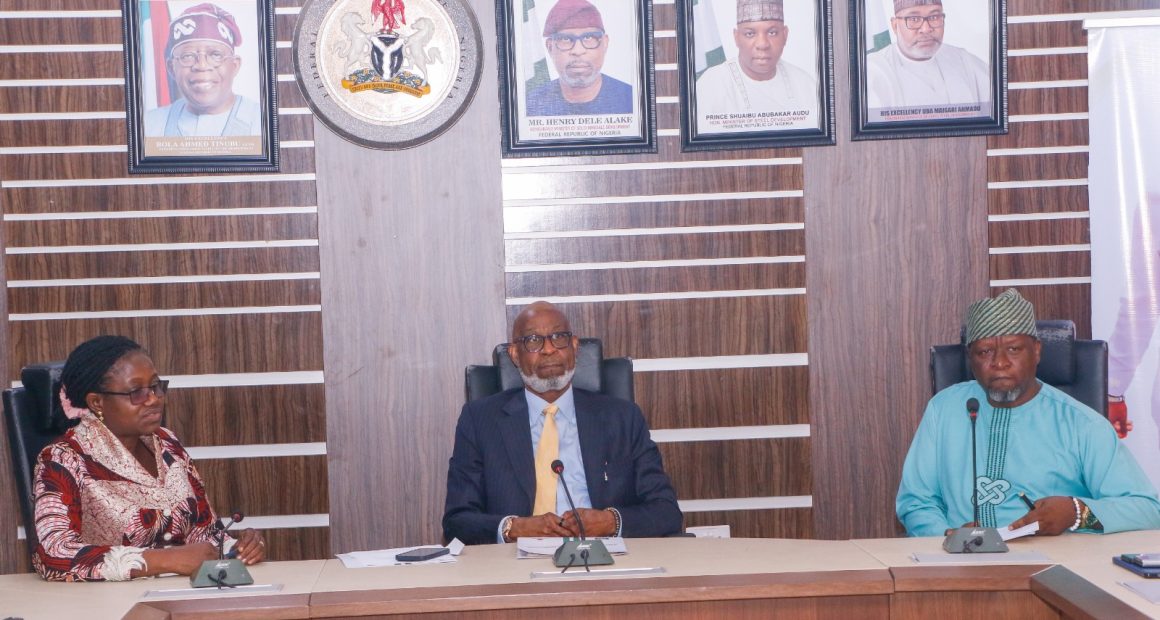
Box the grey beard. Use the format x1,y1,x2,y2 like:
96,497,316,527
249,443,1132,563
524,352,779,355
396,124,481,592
522,367,575,394
987,386,1023,405
560,70,598,89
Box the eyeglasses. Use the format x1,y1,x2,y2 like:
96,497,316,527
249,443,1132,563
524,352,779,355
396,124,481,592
514,331,573,353
899,14,945,30
97,380,169,405
172,49,230,68
548,31,605,51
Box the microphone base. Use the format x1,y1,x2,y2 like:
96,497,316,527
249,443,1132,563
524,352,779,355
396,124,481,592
553,539,614,567
190,559,255,588
942,527,1009,554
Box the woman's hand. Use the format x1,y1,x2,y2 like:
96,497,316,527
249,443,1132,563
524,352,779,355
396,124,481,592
233,528,266,565
138,542,217,577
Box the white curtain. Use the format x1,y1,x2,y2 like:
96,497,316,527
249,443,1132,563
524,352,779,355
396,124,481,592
1088,18,1160,488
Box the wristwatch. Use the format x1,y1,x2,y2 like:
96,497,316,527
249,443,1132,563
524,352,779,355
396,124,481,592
501,516,514,542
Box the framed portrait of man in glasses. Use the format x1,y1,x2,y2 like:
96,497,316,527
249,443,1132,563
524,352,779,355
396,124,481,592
122,0,279,172
496,0,656,156
850,0,1007,140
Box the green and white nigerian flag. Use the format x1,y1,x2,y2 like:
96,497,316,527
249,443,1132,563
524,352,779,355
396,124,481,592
866,0,892,53
692,0,725,78
522,0,550,93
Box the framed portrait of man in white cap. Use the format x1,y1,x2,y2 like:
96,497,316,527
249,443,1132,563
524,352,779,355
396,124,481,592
496,0,656,156
849,0,1007,140
122,0,280,172
675,0,835,151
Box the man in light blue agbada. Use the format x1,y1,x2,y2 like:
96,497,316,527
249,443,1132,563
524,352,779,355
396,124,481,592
897,288,1160,536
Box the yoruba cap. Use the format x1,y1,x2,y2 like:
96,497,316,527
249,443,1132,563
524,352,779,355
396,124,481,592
965,288,1038,345
737,0,784,23
543,0,604,36
166,3,243,57
894,0,942,12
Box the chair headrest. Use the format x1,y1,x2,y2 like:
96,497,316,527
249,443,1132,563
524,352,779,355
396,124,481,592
959,319,1076,385
19,361,69,432
491,338,604,392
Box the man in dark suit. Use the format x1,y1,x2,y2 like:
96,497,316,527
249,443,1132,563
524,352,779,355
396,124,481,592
443,301,682,544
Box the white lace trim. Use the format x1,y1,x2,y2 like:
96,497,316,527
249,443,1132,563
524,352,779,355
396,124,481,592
103,545,147,581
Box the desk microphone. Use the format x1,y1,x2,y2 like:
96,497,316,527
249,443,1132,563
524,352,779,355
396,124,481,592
191,510,255,588
942,398,1008,554
549,460,613,570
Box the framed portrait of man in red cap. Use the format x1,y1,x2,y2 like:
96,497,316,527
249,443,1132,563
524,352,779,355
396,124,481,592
496,0,656,156
849,0,1007,140
676,0,836,151
122,0,279,172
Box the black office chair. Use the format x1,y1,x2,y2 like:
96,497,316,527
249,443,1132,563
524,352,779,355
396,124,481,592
929,320,1108,417
465,338,634,402
2,361,74,552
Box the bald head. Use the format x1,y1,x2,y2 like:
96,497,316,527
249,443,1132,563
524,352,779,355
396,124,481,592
508,301,579,402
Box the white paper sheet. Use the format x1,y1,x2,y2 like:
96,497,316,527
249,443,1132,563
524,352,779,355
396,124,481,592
336,539,464,568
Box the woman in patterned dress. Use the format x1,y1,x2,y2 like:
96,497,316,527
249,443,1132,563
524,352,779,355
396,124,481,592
32,335,266,581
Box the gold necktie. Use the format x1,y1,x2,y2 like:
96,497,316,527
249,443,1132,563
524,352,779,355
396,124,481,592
533,403,560,515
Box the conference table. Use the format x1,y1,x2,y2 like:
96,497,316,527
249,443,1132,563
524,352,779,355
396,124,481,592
1,533,1157,619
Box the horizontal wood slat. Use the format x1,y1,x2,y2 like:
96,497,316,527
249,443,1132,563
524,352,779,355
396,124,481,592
9,313,323,375
989,218,1090,248
7,247,320,279
1007,21,1084,50
505,198,804,233
0,114,314,147
506,231,805,266
8,281,321,314
987,186,1087,215
511,297,807,359
197,455,328,517
990,252,1090,281
502,166,802,202
0,86,125,115
1008,55,1087,84
987,152,1087,182
988,119,1087,150
637,367,809,429
2,181,318,214
660,438,811,500
502,146,802,167
166,384,326,446
1009,0,1160,15
507,263,804,298
1,148,315,182
259,525,330,561
6,213,318,247
1007,87,1088,116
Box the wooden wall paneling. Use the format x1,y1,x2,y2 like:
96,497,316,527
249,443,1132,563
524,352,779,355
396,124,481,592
1,182,320,214
316,0,507,555
507,297,807,360
258,525,330,562
165,385,326,446
8,281,321,315
0,0,327,571
1007,87,1088,116
987,152,1087,183
9,314,323,375
1008,55,1087,84
803,0,989,540
992,283,1094,339
658,439,811,500
507,263,804,298
987,186,1088,215
0,162,15,575
1010,0,1160,15
989,217,1089,248
504,197,804,231
636,368,809,429
505,230,804,265
1008,21,1084,49
990,118,1087,150
197,456,329,517
4,212,320,247
990,251,1091,281
502,166,801,201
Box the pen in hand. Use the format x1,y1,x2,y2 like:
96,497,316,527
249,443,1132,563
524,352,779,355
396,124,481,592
1018,492,1036,511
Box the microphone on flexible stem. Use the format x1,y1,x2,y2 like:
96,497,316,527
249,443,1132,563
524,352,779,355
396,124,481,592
967,398,980,526
941,398,1008,554
549,459,613,570
191,510,256,588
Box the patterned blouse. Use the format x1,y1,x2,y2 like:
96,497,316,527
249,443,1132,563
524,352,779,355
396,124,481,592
32,414,221,581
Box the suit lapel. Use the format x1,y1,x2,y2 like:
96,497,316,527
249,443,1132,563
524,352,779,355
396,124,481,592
500,391,536,507
574,390,606,507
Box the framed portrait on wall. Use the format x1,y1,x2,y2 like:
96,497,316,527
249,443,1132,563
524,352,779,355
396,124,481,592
676,0,835,151
850,0,1007,141
496,0,656,157
122,0,279,173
